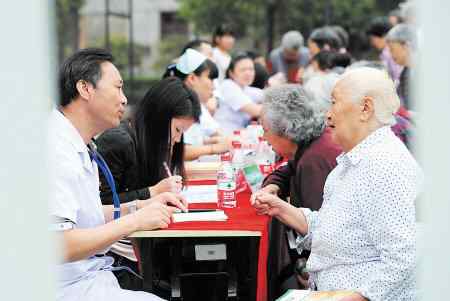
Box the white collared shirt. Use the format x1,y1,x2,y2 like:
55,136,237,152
297,126,422,301
184,104,220,145
48,110,163,301
48,110,112,292
214,79,256,135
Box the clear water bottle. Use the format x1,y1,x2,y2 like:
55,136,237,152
231,140,248,194
217,152,236,208
256,137,275,177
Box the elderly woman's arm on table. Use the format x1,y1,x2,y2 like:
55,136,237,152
250,192,318,243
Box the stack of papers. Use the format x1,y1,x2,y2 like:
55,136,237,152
172,210,228,223
185,162,220,180
276,290,356,301
181,185,218,204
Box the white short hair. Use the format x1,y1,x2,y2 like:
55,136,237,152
386,24,417,50
336,67,400,125
281,31,304,51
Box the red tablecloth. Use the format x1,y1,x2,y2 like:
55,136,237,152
166,179,270,301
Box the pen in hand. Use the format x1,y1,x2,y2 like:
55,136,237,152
163,161,172,177
163,161,188,212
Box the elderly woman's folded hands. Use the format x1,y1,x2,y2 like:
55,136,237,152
250,190,287,216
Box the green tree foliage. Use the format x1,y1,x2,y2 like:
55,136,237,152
178,0,266,38
56,0,85,63
179,0,402,55
277,0,379,35
88,35,149,77
153,34,189,76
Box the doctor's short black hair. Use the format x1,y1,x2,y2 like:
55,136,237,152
59,48,114,107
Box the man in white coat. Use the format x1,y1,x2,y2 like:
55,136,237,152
49,48,187,301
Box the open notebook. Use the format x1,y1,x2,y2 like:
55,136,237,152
172,210,228,223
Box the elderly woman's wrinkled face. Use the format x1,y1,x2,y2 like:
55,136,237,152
388,41,409,66
326,84,363,152
230,58,255,87
261,113,297,159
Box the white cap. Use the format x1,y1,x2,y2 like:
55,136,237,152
176,48,207,74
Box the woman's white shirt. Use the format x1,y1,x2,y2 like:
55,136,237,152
212,47,231,82
214,79,256,135
184,104,220,145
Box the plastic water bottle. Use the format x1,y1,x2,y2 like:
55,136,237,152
231,140,248,194
256,137,275,177
245,121,264,148
217,152,236,208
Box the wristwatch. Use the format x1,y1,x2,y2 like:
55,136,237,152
128,200,138,214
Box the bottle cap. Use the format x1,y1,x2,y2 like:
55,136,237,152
232,141,242,148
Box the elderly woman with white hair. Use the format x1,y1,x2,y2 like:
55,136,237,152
386,23,417,110
253,68,422,301
250,84,341,298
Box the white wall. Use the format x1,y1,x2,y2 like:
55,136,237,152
417,0,450,298
0,0,56,300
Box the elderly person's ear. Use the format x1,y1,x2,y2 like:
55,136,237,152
360,96,375,122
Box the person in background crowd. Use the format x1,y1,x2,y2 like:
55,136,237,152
400,0,417,25
366,17,403,83
253,67,422,301
95,77,200,289
164,48,232,160
328,25,350,53
252,62,270,89
212,24,235,82
250,84,341,299
49,48,187,301
246,50,268,69
389,9,403,26
181,40,220,116
214,53,263,134
386,23,417,111
267,30,310,83
303,27,342,83
307,27,342,57
180,39,213,60
303,51,346,111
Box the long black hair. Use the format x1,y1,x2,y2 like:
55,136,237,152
133,77,201,187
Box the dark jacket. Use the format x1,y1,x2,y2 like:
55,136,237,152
263,128,341,209
95,121,150,205
264,128,341,299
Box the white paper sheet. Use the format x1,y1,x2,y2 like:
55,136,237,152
181,185,218,204
172,210,228,223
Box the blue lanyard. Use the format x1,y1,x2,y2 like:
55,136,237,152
88,147,121,220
